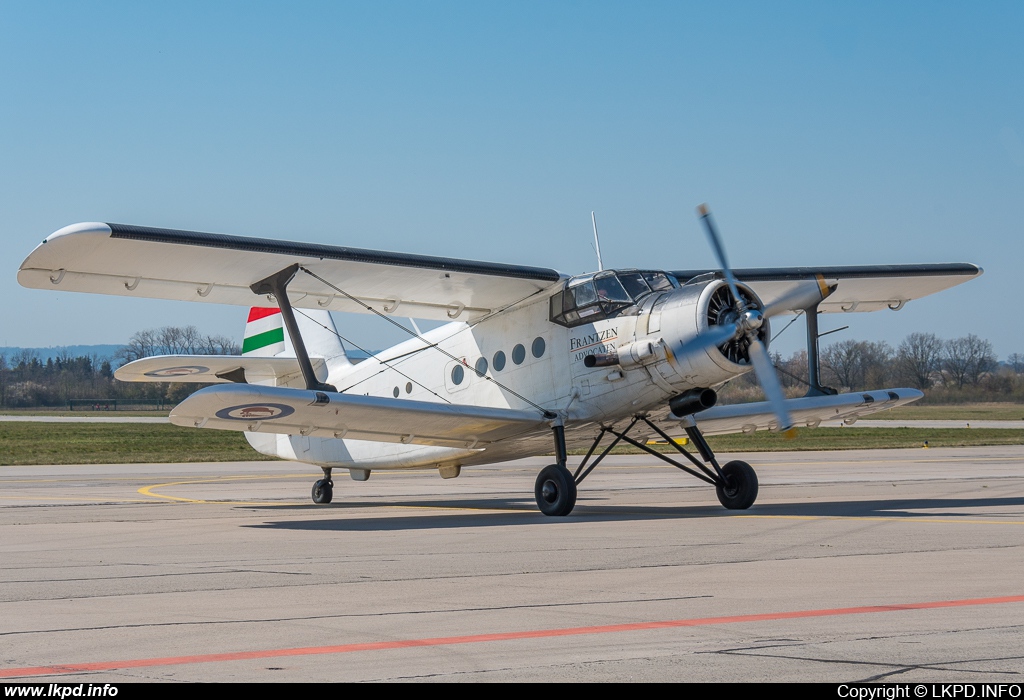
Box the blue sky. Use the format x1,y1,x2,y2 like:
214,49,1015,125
3,2,1021,357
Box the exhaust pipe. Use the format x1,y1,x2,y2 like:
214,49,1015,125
669,388,717,417
584,352,618,368
583,340,659,369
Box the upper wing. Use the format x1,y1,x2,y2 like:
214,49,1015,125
114,354,324,388
170,383,548,449
19,223,565,322
672,264,983,314
677,388,924,436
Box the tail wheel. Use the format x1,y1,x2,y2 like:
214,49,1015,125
534,465,577,516
716,460,758,510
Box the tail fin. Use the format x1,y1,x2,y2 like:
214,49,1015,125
243,307,286,357
243,307,351,376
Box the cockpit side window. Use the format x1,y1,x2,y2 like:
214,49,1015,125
549,290,581,326
549,291,564,320
642,271,677,292
594,274,632,306
573,281,604,321
571,281,599,307
616,272,651,300
550,269,675,327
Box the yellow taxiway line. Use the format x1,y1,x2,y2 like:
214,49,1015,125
138,474,310,505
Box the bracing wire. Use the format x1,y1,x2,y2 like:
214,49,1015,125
771,362,812,389
299,267,555,417
293,307,452,404
770,309,803,343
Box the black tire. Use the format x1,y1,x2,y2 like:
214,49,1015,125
312,479,333,504
534,464,577,516
716,460,758,510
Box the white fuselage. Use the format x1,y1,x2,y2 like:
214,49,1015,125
246,277,755,474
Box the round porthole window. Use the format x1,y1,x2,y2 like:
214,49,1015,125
493,350,506,372
512,344,526,365
475,357,488,377
393,386,400,398
451,364,465,385
405,382,413,394
532,336,546,358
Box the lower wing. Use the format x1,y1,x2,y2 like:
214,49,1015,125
169,383,548,449
684,388,924,435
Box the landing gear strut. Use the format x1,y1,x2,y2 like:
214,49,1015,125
312,467,333,504
534,423,577,516
562,415,759,514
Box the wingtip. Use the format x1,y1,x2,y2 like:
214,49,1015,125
697,203,709,217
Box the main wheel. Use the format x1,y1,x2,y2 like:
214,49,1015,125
311,479,333,504
534,465,577,516
715,460,758,510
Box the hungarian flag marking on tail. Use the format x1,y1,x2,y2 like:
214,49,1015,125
243,307,285,356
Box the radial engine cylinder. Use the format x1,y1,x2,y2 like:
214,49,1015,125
644,279,769,390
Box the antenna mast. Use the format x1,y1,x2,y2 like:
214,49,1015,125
591,211,604,271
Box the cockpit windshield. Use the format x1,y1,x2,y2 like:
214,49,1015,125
549,269,678,327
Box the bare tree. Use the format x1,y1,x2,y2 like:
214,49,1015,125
1008,353,1024,374
861,341,893,388
0,353,6,407
942,334,997,388
821,340,892,391
116,325,240,365
115,329,158,364
157,325,205,354
774,349,809,394
201,334,240,355
821,340,861,391
13,349,39,368
895,332,944,389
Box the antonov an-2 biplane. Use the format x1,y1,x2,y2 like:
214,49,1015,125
18,208,982,515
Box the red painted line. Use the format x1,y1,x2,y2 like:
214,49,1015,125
3,594,1023,679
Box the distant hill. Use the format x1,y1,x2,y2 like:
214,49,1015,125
0,345,123,363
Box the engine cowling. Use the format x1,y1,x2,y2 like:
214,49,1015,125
641,278,770,389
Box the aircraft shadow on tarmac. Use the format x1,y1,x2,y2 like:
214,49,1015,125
244,494,1024,532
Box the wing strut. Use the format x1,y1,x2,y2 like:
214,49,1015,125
803,297,837,397
251,264,337,392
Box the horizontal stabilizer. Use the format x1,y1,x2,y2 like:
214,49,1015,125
170,384,548,448
683,388,924,435
115,355,326,387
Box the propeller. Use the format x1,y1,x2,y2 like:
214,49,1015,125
696,204,795,435
762,279,832,318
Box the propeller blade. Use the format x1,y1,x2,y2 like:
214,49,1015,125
747,338,795,435
761,279,831,319
695,203,794,436
697,204,745,311
688,321,741,353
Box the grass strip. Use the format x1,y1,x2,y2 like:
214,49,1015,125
0,423,1021,465
575,427,1024,455
863,403,1024,421
0,422,277,465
